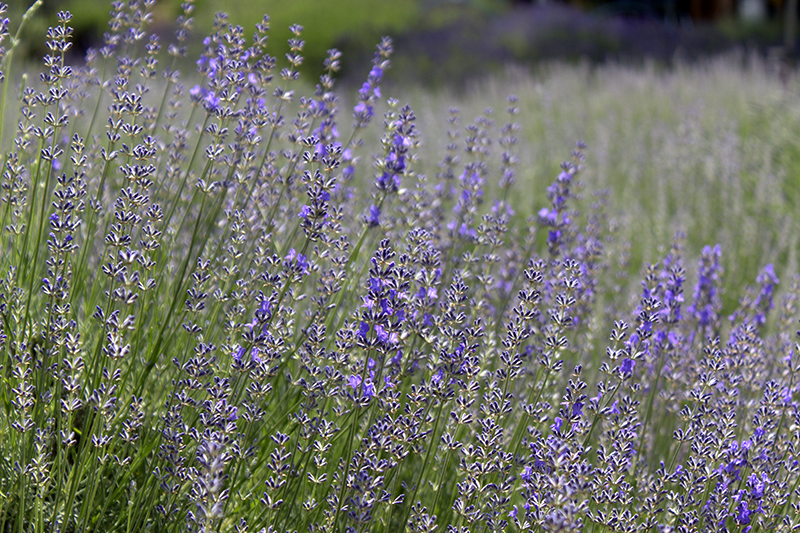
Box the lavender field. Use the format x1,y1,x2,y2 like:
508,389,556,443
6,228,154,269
2,1,800,532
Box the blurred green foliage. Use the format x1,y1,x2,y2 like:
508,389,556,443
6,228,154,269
185,0,421,73
10,0,425,77
6,0,792,89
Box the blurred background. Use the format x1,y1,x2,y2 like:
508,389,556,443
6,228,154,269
5,0,799,87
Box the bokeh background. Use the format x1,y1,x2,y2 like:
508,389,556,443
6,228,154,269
6,0,798,87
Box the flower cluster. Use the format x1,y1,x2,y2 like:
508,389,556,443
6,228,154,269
0,4,799,533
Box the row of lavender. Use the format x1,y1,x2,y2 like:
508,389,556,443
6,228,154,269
0,2,796,532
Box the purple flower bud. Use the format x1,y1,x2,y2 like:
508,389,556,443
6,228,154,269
354,101,373,119
203,91,220,111
282,249,308,275
620,358,635,376
782,387,792,403
234,345,246,363
366,205,381,227
296,253,308,274
736,501,752,525
348,374,374,399
748,473,768,499
363,381,375,398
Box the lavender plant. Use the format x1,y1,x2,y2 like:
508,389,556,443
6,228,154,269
1,2,800,533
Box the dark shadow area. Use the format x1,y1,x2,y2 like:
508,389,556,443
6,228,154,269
338,3,787,88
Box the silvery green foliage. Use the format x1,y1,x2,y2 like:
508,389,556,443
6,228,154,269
0,3,798,533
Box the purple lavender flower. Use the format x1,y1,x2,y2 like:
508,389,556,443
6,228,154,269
735,501,752,525
9,8,800,533
748,473,768,499
753,263,779,326
537,160,580,254
348,374,375,399
620,358,635,376
353,38,392,128
189,84,207,103
687,244,723,329
366,204,381,227
203,91,220,112
282,248,309,275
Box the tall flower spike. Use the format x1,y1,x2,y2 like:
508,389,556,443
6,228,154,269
353,36,392,129
0,4,9,82
687,244,723,335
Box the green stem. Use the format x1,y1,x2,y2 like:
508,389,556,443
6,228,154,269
399,398,448,529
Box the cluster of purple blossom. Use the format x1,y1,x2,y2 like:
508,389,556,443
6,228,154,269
0,3,799,533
